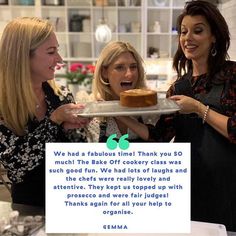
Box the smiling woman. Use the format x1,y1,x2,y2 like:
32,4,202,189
179,14,216,68
0,17,89,207
93,41,146,101
148,0,236,232
89,41,159,142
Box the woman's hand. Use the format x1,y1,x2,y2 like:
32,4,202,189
170,95,230,139
50,103,90,130
170,95,200,114
115,116,149,141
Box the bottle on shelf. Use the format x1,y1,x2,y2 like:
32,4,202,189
153,21,161,33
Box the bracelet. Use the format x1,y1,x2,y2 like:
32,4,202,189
202,105,210,124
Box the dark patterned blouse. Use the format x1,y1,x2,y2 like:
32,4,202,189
149,60,236,143
0,82,87,184
148,60,236,231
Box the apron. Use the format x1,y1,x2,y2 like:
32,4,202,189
174,78,236,231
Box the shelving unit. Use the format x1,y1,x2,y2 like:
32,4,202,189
0,0,185,63
0,0,186,92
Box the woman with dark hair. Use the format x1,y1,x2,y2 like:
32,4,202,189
173,0,230,79
149,0,236,231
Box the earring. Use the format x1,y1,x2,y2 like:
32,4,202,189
100,77,110,85
211,44,217,57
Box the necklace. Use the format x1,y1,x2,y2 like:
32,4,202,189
34,87,45,111
35,94,45,110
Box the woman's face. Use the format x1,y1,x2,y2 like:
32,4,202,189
30,32,62,85
103,52,139,99
180,15,215,63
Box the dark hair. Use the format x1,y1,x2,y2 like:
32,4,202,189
173,0,230,78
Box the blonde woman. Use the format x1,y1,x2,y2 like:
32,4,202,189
0,17,89,206
92,41,156,142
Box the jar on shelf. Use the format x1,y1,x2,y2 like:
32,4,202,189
69,15,84,32
131,21,140,33
153,21,161,33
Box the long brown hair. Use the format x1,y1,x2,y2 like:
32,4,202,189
173,0,230,79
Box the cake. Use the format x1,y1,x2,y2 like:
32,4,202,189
120,89,157,107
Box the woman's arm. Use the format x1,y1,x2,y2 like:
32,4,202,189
115,115,176,142
0,103,88,183
198,101,229,138
170,95,233,141
115,116,149,140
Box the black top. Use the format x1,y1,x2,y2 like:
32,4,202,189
0,82,87,207
149,61,236,231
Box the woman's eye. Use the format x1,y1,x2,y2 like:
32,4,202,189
115,65,125,71
180,30,187,35
114,64,137,72
48,49,59,55
194,28,203,34
130,65,138,70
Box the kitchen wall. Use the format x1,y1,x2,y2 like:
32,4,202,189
220,0,236,60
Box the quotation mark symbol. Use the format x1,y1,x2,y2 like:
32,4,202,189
106,134,129,150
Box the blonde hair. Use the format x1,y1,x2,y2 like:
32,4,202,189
93,41,146,101
0,17,60,135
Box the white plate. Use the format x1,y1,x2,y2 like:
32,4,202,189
74,98,180,117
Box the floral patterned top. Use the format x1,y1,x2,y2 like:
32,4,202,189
0,82,87,184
